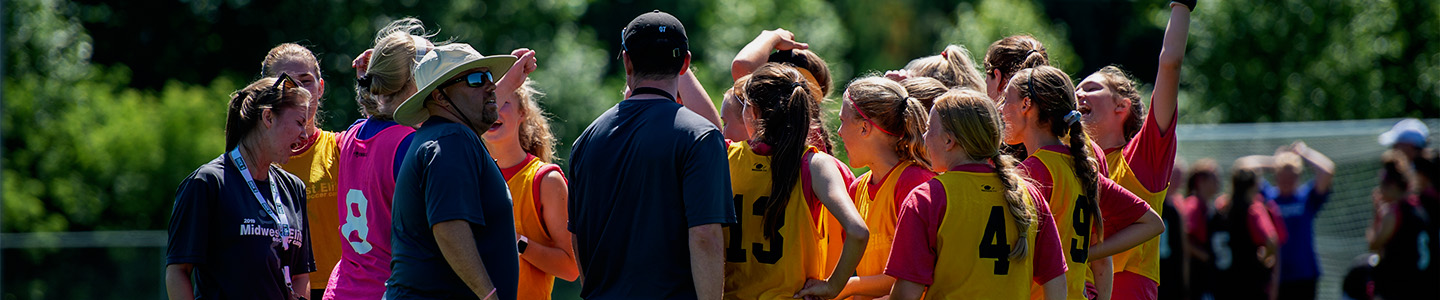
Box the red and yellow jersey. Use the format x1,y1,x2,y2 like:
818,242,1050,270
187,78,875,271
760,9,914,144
1028,149,1098,300
1105,151,1168,284
504,155,564,300
724,141,828,300
928,170,1039,299
279,130,341,289
852,161,926,277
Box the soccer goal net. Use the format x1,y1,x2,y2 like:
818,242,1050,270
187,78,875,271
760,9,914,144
1174,118,1439,300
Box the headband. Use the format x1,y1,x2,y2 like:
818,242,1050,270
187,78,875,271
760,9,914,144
796,67,820,93
846,92,900,137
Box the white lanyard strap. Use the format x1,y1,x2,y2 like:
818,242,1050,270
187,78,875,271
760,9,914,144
229,147,292,250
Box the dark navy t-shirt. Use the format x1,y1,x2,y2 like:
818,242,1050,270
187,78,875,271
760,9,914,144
167,155,315,299
567,97,736,300
1262,180,1330,282
388,116,518,300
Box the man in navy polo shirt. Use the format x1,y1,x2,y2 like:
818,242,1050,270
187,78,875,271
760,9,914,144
386,43,522,300
567,10,736,300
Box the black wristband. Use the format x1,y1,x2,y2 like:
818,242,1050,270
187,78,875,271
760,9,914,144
1172,0,1196,11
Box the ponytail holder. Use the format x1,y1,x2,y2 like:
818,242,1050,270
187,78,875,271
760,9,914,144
791,81,806,90
412,35,432,61
941,50,948,58
1024,49,1038,58
1063,110,1083,126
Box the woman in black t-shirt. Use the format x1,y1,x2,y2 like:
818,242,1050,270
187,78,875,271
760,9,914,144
1210,168,1280,300
1370,150,1439,299
165,75,316,300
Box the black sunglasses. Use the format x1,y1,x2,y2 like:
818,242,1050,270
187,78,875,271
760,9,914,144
440,71,495,89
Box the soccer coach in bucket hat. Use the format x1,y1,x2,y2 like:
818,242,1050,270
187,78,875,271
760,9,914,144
387,42,523,300
568,10,736,300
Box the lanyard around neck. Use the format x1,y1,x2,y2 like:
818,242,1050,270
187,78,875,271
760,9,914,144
228,147,292,250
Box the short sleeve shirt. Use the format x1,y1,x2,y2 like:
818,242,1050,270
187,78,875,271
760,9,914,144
567,97,736,300
885,164,1068,286
1261,180,1330,281
167,155,314,299
387,117,518,300
1110,100,1179,193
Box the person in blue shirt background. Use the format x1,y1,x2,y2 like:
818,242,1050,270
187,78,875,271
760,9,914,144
1240,140,1335,300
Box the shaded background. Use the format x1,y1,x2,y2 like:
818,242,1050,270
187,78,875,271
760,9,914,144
3,0,1438,299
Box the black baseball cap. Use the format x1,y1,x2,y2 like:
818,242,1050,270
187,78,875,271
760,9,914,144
621,10,688,58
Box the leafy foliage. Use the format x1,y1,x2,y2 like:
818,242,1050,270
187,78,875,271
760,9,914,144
1182,0,1440,122
5,0,1437,233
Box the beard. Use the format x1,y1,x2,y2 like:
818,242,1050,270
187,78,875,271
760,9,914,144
474,99,499,132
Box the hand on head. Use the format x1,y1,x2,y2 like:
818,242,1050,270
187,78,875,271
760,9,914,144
353,49,375,78
509,48,539,75
497,48,538,95
884,69,912,81
767,28,810,51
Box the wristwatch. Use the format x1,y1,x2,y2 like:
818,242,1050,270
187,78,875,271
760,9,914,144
517,235,530,254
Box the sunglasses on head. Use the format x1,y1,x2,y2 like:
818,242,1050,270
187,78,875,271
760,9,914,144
440,71,495,89
271,73,299,90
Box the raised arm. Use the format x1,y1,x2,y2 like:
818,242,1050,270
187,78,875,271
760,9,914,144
795,153,870,299
678,69,723,128
496,49,538,100
434,220,498,299
731,29,809,80
1151,2,1192,132
1291,141,1335,193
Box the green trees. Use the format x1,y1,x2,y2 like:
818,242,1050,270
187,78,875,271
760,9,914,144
1182,0,1439,122
3,0,231,232
5,0,1437,236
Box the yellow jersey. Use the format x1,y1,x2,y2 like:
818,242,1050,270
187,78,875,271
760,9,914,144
724,141,828,300
852,161,918,277
928,170,1039,299
279,129,341,289
1104,151,1168,285
1029,149,1097,300
505,155,565,300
